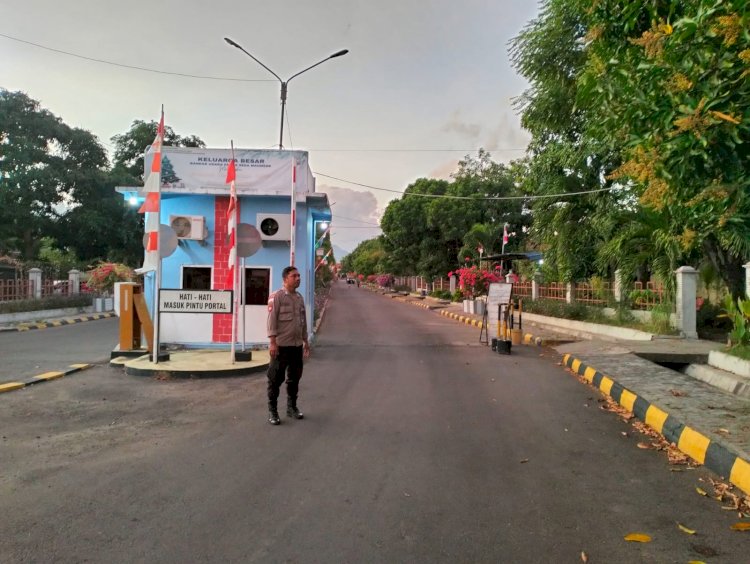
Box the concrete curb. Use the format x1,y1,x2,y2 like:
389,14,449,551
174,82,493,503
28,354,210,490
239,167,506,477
0,364,94,395
561,353,750,496
2,312,116,333
438,309,484,328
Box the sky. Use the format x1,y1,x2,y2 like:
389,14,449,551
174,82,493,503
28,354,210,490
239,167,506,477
1,0,540,255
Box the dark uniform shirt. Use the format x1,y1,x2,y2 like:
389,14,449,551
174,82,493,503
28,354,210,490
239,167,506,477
267,288,307,346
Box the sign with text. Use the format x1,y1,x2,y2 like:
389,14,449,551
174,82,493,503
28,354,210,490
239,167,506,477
159,289,233,314
487,283,513,323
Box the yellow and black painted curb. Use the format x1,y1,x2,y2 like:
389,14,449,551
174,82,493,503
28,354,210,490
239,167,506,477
523,333,545,346
562,353,750,496
439,309,484,329
0,364,94,395
6,312,116,333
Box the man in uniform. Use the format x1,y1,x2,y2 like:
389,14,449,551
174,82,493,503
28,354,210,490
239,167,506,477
266,266,310,425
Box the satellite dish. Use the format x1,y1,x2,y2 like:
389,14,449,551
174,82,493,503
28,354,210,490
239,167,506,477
142,224,178,258
237,223,262,258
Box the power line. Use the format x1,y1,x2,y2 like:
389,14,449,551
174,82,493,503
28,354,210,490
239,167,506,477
315,172,619,201
0,32,276,82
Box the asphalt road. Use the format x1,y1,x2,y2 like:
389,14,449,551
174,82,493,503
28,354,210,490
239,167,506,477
0,317,119,380
0,284,747,563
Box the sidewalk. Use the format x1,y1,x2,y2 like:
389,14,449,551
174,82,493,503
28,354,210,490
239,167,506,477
383,290,750,496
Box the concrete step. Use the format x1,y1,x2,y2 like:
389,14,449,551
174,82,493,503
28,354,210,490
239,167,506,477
682,363,750,398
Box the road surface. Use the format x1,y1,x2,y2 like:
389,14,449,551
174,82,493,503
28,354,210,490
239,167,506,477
0,284,745,562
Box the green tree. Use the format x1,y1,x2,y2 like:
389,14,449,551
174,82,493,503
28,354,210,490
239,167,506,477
341,237,388,277
509,1,628,283
578,0,750,297
0,90,111,259
111,119,205,181
380,151,529,278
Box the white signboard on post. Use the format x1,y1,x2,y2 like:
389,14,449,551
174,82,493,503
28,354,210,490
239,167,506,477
487,283,513,324
159,289,233,314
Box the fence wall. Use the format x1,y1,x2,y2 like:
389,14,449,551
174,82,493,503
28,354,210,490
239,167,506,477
0,269,84,303
386,275,671,312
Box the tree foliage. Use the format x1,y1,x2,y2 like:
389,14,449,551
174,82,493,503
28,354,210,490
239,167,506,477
341,237,389,276
379,150,530,278
508,0,750,296
0,90,206,267
111,119,205,181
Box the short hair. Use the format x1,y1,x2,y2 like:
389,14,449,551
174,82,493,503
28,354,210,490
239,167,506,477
282,266,299,280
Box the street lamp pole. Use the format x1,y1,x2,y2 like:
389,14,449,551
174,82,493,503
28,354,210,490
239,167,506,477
224,38,348,149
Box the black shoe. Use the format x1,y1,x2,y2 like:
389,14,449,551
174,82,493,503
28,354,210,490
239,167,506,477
268,410,281,425
286,406,304,420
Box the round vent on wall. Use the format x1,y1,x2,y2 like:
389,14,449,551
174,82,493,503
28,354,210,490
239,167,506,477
171,216,192,238
260,217,279,237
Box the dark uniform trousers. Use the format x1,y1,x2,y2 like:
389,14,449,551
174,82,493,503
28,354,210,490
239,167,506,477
267,345,304,409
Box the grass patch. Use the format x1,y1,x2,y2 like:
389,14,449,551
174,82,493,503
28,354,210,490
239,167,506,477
521,299,679,335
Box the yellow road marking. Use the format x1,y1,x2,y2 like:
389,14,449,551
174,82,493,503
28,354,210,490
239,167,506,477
0,382,25,393
32,371,65,381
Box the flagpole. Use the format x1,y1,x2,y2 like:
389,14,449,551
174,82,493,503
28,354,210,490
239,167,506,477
241,257,246,352
229,141,238,364
152,106,164,365
290,158,296,267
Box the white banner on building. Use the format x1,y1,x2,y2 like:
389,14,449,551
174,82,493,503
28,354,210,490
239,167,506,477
145,147,314,197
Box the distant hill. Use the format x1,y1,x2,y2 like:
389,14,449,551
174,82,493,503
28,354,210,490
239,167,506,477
332,244,350,261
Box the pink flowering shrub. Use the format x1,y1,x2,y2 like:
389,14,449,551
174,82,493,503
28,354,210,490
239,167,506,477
376,274,394,287
456,266,502,298
86,262,135,294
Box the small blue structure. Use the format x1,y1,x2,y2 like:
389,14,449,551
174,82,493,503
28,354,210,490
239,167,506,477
117,147,331,348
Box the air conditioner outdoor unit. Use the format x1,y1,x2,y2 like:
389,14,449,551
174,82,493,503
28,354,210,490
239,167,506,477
256,213,291,241
169,215,206,240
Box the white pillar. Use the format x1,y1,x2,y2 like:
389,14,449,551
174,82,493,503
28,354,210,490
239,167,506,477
68,269,81,295
744,262,750,299
614,269,623,302
566,282,574,304
675,266,698,339
449,275,456,294
29,268,42,299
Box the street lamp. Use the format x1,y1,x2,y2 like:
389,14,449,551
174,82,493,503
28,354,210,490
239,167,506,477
224,37,348,149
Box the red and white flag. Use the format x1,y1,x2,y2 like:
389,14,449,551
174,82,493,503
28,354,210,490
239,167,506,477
138,110,165,267
502,224,510,245
226,157,238,286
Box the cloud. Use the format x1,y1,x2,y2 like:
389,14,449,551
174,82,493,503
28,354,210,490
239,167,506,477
319,184,382,254
482,113,531,161
429,159,459,180
441,110,481,140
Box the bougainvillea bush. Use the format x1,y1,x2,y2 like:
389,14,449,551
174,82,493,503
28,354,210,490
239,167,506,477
376,274,395,288
455,266,503,298
86,262,135,294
